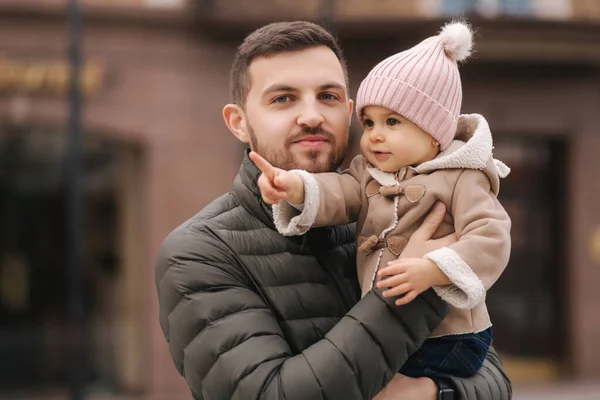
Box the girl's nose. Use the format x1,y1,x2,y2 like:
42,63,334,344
369,129,384,143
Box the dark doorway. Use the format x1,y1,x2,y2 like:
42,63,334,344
488,136,568,366
0,123,122,392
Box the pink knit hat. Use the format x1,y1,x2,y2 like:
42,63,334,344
356,21,474,150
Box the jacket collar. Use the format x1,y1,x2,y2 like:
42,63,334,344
415,114,492,173
233,149,277,230
365,114,510,190
232,150,348,249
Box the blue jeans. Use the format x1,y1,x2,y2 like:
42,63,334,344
400,327,492,378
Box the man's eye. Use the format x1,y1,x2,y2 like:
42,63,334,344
387,118,400,126
320,93,337,101
273,95,289,103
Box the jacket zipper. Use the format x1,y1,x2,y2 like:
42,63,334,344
324,265,353,312
305,233,354,312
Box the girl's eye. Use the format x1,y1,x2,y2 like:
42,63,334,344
363,119,374,127
387,118,400,126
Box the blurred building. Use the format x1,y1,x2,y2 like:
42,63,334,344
0,0,599,397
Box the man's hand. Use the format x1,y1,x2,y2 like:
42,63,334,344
250,151,304,205
373,374,438,400
376,258,451,306
399,202,457,259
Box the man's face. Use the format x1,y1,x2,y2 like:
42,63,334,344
240,46,353,173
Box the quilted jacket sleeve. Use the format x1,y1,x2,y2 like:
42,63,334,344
155,225,447,400
442,346,512,400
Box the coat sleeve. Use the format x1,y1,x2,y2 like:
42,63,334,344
155,226,447,400
440,346,512,400
273,155,366,236
424,169,511,309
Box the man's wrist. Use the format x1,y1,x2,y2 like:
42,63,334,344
419,377,441,399
430,376,455,400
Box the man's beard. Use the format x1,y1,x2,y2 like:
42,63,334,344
247,124,347,173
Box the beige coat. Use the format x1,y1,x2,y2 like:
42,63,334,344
273,114,511,337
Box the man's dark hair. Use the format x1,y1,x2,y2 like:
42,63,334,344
230,21,348,107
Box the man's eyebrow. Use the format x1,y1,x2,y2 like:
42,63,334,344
262,84,299,95
318,82,346,91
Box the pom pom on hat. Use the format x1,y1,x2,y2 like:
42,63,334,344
439,21,473,62
355,20,476,150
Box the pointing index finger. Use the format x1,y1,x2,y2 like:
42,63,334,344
249,151,276,180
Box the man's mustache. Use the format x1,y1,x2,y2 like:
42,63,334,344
286,127,335,146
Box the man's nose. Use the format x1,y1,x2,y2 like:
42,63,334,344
296,100,325,127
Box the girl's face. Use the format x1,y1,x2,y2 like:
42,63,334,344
359,106,439,173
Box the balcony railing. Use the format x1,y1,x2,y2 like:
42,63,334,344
195,0,600,25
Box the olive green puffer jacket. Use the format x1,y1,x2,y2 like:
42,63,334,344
155,152,512,400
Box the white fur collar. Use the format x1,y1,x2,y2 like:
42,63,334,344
415,114,491,173
366,165,398,186
365,114,510,184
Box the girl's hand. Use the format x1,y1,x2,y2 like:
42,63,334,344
376,258,450,306
249,151,304,205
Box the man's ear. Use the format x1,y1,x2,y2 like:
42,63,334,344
223,103,249,143
348,98,354,127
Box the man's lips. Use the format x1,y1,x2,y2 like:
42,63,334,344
293,135,328,143
293,135,329,149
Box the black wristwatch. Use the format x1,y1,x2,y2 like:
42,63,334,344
431,376,455,400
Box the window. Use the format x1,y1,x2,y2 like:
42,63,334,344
442,0,534,17
0,123,141,394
